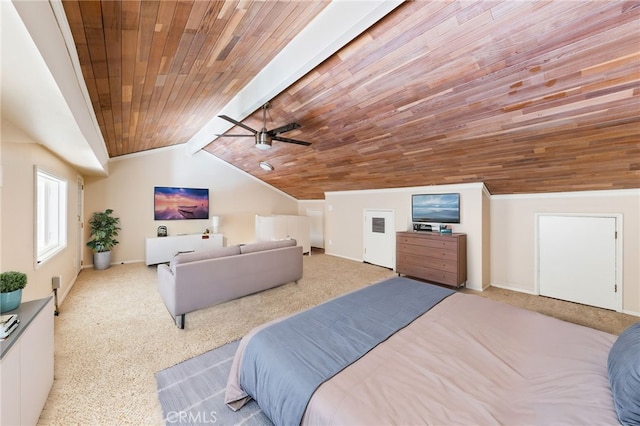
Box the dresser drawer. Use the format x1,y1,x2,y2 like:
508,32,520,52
397,252,458,273
397,243,458,261
395,262,458,286
397,235,458,251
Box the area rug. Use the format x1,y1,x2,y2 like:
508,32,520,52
156,340,272,426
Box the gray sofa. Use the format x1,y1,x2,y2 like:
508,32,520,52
157,239,303,328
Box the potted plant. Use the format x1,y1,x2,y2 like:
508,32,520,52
86,209,121,270
1,271,27,312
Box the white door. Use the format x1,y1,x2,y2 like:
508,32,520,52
363,209,395,269
538,214,619,311
306,208,324,249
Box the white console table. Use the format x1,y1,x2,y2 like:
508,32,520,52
145,233,223,265
1,297,54,426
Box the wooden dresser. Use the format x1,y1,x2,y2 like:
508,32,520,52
396,231,467,287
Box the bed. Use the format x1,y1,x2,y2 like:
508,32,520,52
225,277,640,425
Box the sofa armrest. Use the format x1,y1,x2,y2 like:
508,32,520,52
157,264,177,316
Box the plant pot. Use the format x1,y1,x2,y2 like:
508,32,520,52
1,289,22,312
93,251,112,270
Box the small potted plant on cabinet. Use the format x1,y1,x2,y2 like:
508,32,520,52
86,209,121,270
1,271,27,312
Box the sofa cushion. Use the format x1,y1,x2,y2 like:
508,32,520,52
240,239,297,254
170,245,241,273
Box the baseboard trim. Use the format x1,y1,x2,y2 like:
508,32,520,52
490,282,538,295
82,259,144,270
491,282,640,318
324,252,363,263
622,309,640,318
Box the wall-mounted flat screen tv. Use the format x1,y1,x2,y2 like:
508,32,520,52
412,193,460,224
154,186,209,220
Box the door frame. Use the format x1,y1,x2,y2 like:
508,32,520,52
534,213,623,312
76,175,84,275
305,207,324,249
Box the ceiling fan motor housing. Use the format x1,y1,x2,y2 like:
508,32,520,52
255,131,272,149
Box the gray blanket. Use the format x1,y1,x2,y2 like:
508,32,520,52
238,277,454,425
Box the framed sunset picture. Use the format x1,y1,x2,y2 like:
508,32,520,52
153,186,209,220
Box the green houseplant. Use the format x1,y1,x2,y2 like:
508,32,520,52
1,271,27,312
86,209,121,270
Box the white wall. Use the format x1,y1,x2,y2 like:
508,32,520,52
324,183,488,290
1,139,81,304
298,199,325,217
83,146,298,265
491,189,640,315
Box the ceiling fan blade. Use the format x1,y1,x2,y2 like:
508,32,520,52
267,122,301,136
218,115,257,134
215,134,255,137
272,135,312,146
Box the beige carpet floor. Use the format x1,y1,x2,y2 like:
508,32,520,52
38,251,637,425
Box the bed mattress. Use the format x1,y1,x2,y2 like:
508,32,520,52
226,280,619,425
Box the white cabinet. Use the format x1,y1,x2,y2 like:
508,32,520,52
145,233,223,265
255,215,311,254
1,297,54,426
1,344,21,425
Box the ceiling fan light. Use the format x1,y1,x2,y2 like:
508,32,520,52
259,161,274,171
255,141,272,150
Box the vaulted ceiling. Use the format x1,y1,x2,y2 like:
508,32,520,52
62,0,639,199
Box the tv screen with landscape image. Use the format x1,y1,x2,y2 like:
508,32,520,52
412,193,460,224
154,187,209,220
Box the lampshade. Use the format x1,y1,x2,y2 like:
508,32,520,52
211,216,220,233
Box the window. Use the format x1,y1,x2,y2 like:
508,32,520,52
371,217,386,233
36,168,67,266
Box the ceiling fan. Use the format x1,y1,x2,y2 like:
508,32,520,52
217,103,311,150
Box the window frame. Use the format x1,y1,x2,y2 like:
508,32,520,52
35,167,68,268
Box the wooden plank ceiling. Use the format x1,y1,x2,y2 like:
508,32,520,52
64,0,640,200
